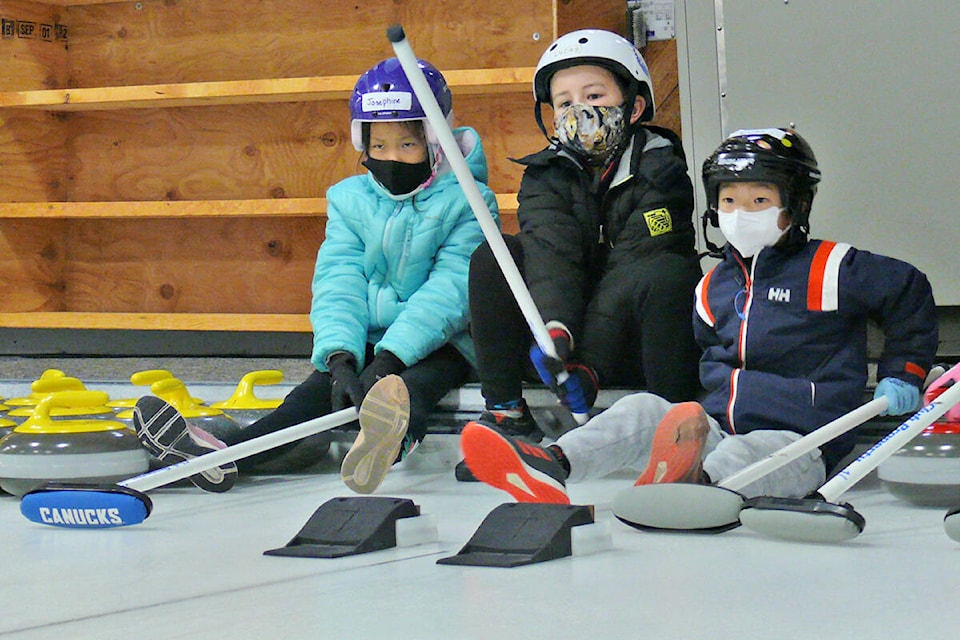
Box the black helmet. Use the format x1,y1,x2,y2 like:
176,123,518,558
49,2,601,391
702,128,821,231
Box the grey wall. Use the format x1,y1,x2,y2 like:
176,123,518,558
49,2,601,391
676,0,960,306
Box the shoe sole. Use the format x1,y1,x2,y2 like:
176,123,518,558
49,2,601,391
134,396,238,493
635,402,709,486
460,423,569,504
340,375,410,494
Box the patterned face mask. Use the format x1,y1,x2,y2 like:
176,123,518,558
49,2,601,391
553,103,627,166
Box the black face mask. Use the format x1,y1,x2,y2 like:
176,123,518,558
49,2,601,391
362,157,433,196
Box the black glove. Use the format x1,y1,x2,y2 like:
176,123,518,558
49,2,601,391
359,350,407,395
327,352,364,411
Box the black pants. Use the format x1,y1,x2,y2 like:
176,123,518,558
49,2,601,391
469,235,703,406
223,343,472,470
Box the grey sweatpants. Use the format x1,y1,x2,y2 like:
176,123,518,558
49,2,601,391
556,392,826,499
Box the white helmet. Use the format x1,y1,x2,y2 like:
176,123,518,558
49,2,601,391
533,29,655,122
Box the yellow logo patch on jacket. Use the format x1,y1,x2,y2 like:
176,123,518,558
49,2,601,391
643,208,673,236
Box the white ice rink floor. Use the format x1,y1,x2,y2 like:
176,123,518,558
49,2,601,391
3,371,960,639
3,441,960,639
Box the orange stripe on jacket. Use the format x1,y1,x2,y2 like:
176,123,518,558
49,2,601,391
905,362,927,379
695,267,716,327
807,241,851,312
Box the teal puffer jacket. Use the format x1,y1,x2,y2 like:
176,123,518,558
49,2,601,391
310,126,497,372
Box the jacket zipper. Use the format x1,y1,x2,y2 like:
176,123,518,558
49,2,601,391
377,201,406,321
734,253,756,369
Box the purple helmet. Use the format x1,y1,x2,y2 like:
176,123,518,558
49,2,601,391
349,57,454,151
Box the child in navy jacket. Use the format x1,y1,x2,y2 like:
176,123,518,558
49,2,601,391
460,127,938,504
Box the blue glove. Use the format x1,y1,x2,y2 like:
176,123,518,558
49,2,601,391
529,326,572,388
529,325,597,415
874,377,920,416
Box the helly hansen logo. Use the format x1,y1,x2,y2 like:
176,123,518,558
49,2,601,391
768,287,791,303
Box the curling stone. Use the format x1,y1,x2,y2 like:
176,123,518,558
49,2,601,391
0,414,14,439
0,414,16,494
146,377,241,443
4,370,84,410
0,408,16,494
5,376,115,425
210,370,330,474
0,390,150,497
107,369,205,410
210,370,284,426
878,381,960,507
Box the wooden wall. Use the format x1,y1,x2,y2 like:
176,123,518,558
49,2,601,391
0,0,682,332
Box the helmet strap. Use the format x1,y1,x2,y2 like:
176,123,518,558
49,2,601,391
699,209,725,260
534,101,555,146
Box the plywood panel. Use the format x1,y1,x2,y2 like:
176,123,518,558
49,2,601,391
64,0,553,87
0,0,69,90
645,39,681,136
66,102,353,201
65,94,542,201
0,109,69,200
61,217,323,313
557,0,626,36
0,218,66,311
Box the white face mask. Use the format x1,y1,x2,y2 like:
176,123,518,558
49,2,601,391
717,206,786,258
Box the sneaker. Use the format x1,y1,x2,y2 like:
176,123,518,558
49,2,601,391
340,375,411,494
460,422,570,504
134,395,238,493
455,401,545,482
476,401,545,442
634,402,711,486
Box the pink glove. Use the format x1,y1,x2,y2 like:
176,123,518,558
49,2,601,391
924,362,960,423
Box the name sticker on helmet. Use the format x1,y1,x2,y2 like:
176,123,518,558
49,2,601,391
729,128,787,140
362,91,412,113
643,208,673,237
717,156,755,170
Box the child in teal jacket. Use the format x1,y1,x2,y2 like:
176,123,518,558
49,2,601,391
134,57,496,495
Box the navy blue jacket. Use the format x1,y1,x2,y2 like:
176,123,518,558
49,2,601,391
694,237,938,471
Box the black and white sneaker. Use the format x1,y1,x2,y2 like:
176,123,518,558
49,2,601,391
134,395,238,493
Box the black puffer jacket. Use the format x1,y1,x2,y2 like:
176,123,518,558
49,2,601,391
513,125,697,337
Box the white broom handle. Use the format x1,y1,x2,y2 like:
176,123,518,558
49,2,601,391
121,407,359,492
386,26,573,384
819,379,960,502
719,397,888,492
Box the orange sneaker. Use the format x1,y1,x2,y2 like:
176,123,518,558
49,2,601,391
635,402,710,486
460,422,570,504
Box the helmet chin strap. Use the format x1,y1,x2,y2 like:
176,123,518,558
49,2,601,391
699,209,725,260
534,101,556,147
